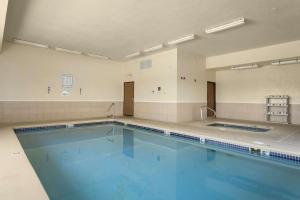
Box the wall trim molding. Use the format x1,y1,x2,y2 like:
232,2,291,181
134,101,206,103
0,100,123,102
217,102,300,105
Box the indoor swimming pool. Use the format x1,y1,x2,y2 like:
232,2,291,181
16,123,300,200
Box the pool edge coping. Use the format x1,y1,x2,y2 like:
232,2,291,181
13,118,300,161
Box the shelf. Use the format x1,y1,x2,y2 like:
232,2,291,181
266,112,288,116
265,121,289,124
266,95,289,124
267,104,288,107
266,95,289,99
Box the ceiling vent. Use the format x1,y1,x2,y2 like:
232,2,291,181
140,59,152,70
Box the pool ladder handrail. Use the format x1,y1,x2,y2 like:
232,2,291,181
200,105,216,121
106,102,116,119
105,127,115,142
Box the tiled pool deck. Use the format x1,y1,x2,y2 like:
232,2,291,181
1,117,300,199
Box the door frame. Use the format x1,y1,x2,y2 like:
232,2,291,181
207,81,216,116
123,81,134,116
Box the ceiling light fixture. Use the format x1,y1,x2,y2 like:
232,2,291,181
125,51,141,58
271,59,299,65
167,34,196,45
205,17,245,34
86,53,109,60
54,47,82,55
13,39,49,48
143,44,164,53
231,64,259,70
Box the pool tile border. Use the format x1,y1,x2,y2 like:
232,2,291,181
170,132,200,142
269,151,300,164
14,121,125,134
126,123,165,135
205,139,250,153
73,121,124,127
14,125,67,134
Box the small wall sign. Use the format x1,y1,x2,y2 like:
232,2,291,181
61,74,73,96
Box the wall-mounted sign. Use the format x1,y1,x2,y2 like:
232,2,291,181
61,74,73,96
62,74,73,88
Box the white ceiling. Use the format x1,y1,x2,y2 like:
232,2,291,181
4,0,300,60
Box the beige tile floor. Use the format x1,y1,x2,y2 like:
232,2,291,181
1,117,300,199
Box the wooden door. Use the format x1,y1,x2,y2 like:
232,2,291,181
207,81,216,117
123,82,134,116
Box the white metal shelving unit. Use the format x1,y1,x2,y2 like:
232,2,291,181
266,95,289,124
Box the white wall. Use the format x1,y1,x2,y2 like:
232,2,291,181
122,49,178,122
177,48,215,103
216,64,300,104
206,40,300,69
124,48,178,103
216,63,300,124
3,39,299,124
176,48,216,121
0,0,8,51
206,39,300,124
0,42,123,101
122,48,217,122
0,44,180,123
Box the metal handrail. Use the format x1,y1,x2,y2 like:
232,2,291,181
200,105,216,121
105,127,115,142
106,102,116,118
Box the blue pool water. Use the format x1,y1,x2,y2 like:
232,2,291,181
17,125,300,200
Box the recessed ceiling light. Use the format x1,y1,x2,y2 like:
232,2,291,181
231,64,259,70
125,52,141,58
54,47,82,55
271,59,299,65
143,44,164,53
167,34,196,46
205,17,245,34
13,39,49,48
86,53,109,60
254,141,264,145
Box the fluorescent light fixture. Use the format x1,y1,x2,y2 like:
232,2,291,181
125,51,141,58
55,47,82,55
205,17,245,34
143,44,164,53
231,64,259,70
13,39,49,48
271,59,299,65
167,34,196,45
86,53,109,60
